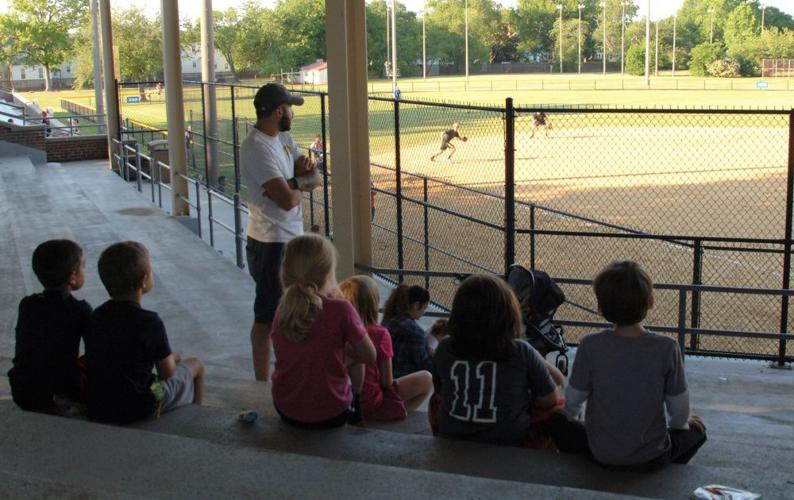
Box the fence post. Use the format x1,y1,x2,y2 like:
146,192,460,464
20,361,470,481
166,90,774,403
233,193,244,269
530,204,536,269
395,99,404,283
195,179,202,239
320,92,330,238
200,83,215,248
690,239,703,351
678,289,687,361
423,177,430,291
778,111,794,366
135,143,142,192
504,98,516,276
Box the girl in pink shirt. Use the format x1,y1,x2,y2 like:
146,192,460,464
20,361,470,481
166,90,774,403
271,235,376,428
340,275,432,422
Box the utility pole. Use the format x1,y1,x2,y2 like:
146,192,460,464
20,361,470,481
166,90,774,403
557,4,564,73
385,3,390,77
464,0,469,81
90,0,105,133
422,4,426,79
621,1,627,75
391,0,397,91
644,0,650,88
708,7,716,44
601,1,607,75
672,14,677,77
578,4,584,74
761,3,767,33
655,21,659,77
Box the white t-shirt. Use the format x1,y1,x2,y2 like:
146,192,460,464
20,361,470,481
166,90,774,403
240,127,303,243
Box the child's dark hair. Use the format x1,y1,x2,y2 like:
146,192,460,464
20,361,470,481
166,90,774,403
593,260,653,326
31,239,83,289
98,241,150,297
383,283,429,320
448,274,521,361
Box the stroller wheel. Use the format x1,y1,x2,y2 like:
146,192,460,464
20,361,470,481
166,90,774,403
556,354,569,376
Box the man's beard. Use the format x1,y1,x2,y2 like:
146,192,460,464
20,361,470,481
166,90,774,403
279,109,293,131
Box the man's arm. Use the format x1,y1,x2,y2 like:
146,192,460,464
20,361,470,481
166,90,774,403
155,354,177,379
263,177,303,211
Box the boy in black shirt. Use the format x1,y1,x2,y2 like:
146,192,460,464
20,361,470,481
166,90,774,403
8,239,91,414
87,241,204,424
430,123,467,163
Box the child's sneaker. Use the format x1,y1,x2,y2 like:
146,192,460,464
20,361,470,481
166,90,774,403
348,393,363,425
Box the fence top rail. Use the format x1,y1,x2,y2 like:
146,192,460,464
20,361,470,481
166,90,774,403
369,95,505,113
517,228,790,246
361,265,794,297
514,105,794,115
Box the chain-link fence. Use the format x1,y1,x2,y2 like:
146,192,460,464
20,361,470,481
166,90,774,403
110,81,793,365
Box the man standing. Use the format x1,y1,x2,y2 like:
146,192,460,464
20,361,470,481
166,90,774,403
241,83,321,381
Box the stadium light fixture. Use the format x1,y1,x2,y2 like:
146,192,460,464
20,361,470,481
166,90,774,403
600,1,607,75
578,4,585,74
557,4,564,73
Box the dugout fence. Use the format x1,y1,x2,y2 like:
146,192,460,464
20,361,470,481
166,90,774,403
109,80,794,366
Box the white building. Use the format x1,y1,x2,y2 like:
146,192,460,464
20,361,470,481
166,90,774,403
300,59,328,85
180,46,234,80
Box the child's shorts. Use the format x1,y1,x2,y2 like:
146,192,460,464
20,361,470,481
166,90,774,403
363,382,407,422
160,363,195,413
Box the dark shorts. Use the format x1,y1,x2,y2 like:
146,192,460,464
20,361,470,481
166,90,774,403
439,140,451,150
246,237,285,325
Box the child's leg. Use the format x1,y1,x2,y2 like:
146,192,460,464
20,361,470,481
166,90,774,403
394,370,432,412
347,359,365,395
180,357,204,405
670,417,707,464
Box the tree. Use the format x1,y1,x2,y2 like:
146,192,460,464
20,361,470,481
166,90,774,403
550,17,590,71
235,2,278,76
723,2,756,48
112,7,163,83
689,41,724,76
3,0,88,91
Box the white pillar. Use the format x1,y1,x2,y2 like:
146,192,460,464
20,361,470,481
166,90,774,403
91,0,105,133
161,0,189,216
391,0,398,91
464,0,469,80
326,0,372,279
201,0,220,187
98,0,119,160
422,7,426,79
644,1,650,88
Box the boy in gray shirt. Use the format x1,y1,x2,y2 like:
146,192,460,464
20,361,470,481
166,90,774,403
555,261,706,471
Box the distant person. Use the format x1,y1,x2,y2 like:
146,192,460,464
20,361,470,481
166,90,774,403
41,111,51,137
430,123,467,163
309,134,324,172
340,275,432,423
87,241,205,424
529,111,552,138
430,274,563,447
240,83,322,381
156,82,164,96
393,86,401,101
7,240,91,415
551,261,707,471
270,234,376,428
70,117,80,136
370,180,376,221
382,284,433,378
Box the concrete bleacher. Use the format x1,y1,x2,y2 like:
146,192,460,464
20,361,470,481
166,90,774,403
1,156,793,499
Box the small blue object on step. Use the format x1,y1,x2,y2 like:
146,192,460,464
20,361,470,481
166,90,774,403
237,410,258,424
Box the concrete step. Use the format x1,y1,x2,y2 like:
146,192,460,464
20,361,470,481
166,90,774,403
124,403,788,499
0,402,632,500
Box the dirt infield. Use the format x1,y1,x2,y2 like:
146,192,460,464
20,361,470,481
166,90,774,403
367,120,792,357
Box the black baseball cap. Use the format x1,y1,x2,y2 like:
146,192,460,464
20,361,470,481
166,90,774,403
253,83,304,113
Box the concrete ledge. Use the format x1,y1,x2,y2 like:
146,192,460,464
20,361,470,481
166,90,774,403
46,135,108,163
0,404,623,500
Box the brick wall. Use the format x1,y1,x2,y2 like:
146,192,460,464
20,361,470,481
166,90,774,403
0,122,46,151
46,135,108,163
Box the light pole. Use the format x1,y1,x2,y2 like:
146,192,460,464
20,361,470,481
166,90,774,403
391,0,397,92
422,4,427,79
761,3,767,33
621,0,628,75
644,0,650,88
708,7,716,44
578,4,584,74
600,1,607,75
654,21,659,77
465,0,469,81
672,13,677,77
386,2,390,71
557,4,563,73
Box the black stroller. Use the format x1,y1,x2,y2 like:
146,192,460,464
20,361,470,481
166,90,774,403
506,264,570,375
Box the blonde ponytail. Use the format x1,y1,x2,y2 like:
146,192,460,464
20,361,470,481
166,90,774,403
278,234,337,341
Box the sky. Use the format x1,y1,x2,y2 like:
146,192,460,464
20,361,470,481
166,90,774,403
0,0,792,21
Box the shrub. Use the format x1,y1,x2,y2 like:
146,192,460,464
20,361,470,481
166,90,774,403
707,59,741,77
689,42,724,77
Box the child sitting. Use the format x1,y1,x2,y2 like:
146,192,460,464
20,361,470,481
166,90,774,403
8,239,91,414
382,284,433,378
86,241,204,424
271,234,376,429
340,275,432,422
556,260,707,471
431,274,561,446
